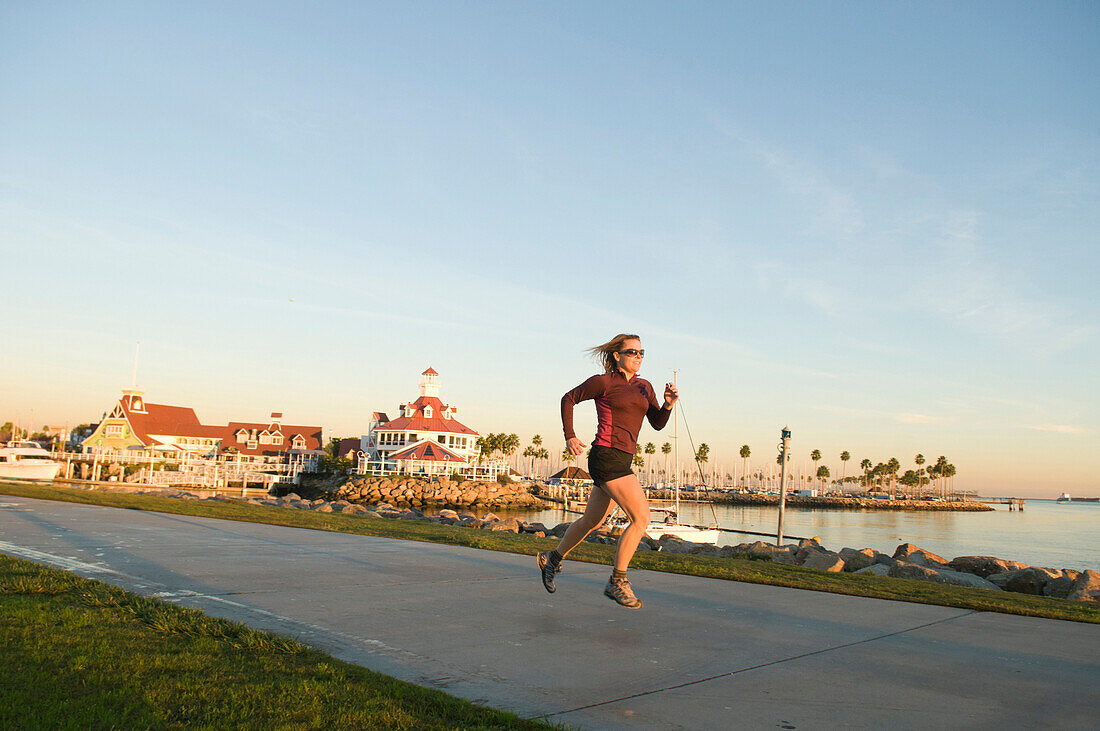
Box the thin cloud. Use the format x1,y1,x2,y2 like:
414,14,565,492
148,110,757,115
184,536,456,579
917,212,1095,356
1024,424,1087,434
712,119,865,239
896,413,944,424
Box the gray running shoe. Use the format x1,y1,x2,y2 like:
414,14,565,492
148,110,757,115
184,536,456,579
604,575,643,609
537,552,561,593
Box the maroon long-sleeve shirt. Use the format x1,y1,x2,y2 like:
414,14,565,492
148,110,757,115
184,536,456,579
561,370,672,454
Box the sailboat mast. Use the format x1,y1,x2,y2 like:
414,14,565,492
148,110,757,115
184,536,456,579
673,370,679,517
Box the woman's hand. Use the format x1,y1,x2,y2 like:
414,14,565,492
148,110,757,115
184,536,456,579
663,382,679,409
567,437,586,456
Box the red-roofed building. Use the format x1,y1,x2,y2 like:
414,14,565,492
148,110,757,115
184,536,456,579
82,389,321,464
350,369,499,477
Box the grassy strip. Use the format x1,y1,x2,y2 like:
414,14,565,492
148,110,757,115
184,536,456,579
0,553,551,730
3,481,1097,624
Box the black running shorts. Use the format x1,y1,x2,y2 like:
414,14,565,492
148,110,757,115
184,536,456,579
588,444,634,485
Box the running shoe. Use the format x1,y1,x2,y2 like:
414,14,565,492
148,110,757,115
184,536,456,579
604,575,643,608
537,552,561,593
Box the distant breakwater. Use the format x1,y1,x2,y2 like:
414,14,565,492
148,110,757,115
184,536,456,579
647,490,995,512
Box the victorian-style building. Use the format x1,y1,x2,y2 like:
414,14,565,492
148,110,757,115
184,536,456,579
81,388,322,463
347,368,502,477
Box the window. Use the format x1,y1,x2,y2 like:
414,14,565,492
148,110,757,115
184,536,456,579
424,406,433,418
438,435,446,444
106,424,123,437
272,434,282,445
408,433,416,442
237,431,248,443
448,436,455,447
292,436,305,449
260,433,271,444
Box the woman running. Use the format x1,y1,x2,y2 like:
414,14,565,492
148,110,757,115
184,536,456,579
538,333,678,608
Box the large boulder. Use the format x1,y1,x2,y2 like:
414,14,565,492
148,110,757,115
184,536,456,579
891,544,948,568
802,550,846,572
549,522,572,538
855,563,890,577
657,535,715,555
839,548,876,572
893,543,948,566
936,569,1002,590
947,556,1030,578
887,562,998,589
484,517,521,533
520,522,549,534
987,567,1062,595
1066,570,1100,602
730,541,800,564
889,562,948,583
1042,569,1081,599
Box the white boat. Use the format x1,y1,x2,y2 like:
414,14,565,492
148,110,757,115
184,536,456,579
643,371,719,544
0,440,62,480
1057,492,1071,503
645,510,721,543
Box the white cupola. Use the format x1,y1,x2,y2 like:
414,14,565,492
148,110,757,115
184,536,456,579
419,367,441,397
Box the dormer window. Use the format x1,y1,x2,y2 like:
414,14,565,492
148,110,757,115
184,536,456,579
272,434,283,445
423,406,433,418
260,432,272,444
236,430,248,443
405,406,414,418
291,435,305,449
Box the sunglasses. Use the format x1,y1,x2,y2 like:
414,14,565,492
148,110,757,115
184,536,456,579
618,349,645,357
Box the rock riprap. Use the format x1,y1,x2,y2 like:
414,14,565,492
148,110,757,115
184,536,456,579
330,476,546,509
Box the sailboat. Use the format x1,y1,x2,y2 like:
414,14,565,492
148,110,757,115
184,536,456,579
642,371,720,544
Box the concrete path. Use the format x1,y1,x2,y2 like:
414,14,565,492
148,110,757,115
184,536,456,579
1,495,1097,729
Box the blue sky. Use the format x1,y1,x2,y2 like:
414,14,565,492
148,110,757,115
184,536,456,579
2,2,1097,496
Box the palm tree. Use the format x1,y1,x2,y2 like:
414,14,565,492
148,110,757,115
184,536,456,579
816,465,830,491
643,442,656,486
536,447,549,479
934,455,948,498
860,458,872,491
839,451,850,488
810,449,821,485
694,443,710,487
661,442,672,485
522,445,537,476
739,444,751,489
914,454,925,497
887,457,900,498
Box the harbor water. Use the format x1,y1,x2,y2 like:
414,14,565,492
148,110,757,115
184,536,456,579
494,498,1100,573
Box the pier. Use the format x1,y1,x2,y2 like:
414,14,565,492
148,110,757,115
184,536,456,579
981,497,1026,511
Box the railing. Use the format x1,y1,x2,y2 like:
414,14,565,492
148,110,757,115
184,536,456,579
353,455,509,480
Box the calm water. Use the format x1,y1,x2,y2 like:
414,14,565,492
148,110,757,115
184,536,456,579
487,499,1100,572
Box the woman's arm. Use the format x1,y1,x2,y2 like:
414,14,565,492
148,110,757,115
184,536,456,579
561,375,604,445
645,380,677,430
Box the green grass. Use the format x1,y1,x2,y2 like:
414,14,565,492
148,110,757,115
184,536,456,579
0,553,551,730
2,481,1098,625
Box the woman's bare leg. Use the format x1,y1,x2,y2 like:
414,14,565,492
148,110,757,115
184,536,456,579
553,486,614,558
596,473,651,572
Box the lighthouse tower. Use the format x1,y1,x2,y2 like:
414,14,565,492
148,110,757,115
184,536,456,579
419,367,441,397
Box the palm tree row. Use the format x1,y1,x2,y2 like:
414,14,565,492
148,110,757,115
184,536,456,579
493,432,959,500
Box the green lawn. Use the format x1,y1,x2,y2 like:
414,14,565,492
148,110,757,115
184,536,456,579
0,553,552,730
2,481,1097,625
